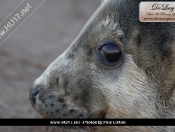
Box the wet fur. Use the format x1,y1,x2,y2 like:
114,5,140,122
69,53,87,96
30,0,175,131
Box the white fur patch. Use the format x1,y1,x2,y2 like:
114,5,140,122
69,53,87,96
101,15,123,37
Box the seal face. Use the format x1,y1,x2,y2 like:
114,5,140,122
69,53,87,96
30,0,175,131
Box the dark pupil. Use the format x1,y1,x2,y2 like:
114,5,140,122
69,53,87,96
100,44,122,62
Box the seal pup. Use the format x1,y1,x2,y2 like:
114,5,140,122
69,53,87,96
30,0,175,131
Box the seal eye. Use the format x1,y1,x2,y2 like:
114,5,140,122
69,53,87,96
98,40,122,66
100,43,122,63
96,40,123,67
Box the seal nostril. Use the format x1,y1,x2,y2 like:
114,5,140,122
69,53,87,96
32,90,39,104
29,84,44,104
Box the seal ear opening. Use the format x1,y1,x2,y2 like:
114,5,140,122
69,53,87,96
89,109,107,119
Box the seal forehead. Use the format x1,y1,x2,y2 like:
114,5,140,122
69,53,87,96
101,15,123,37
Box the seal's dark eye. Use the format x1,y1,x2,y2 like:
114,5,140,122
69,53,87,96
95,40,123,67
96,40,123,67
100,44,122,62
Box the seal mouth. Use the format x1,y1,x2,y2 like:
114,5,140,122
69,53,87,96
88,109,107,119
39,108,107,119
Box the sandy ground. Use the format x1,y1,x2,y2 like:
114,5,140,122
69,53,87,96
0,0,97,131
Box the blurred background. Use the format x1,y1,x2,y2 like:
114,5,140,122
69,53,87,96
0,0,97,131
